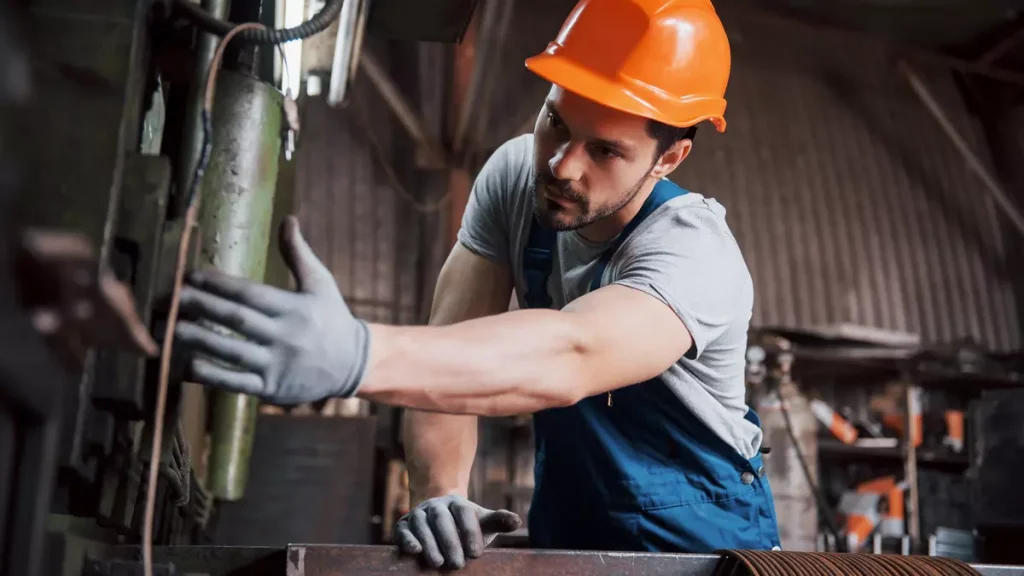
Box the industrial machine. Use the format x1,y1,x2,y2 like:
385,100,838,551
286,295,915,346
1,1,477,574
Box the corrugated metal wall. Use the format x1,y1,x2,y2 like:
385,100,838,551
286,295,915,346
682,6,1021,351
295,93,414,323
483,0,1023,352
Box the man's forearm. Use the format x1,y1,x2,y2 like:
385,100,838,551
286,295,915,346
403,410,477,504
360,308,587,416
399,243,513,504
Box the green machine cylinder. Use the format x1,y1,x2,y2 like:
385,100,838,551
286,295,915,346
198,69,283,501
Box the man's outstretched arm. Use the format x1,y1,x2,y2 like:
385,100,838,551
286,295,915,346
175,215,694,415
361,283,692,415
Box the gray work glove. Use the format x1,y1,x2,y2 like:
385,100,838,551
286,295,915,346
394,495,522,569
174,215,369,405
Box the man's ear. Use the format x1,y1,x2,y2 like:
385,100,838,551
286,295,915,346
650,139,692,179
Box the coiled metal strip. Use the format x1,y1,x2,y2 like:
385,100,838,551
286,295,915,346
715,550,982,576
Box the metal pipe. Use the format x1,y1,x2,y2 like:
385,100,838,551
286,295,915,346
326,0,365,106
200,70,284,501
467,0,515,159
903,379,921,549
451,0,491,155
901,61,1024,240
175,0,229,496
173,0,229,218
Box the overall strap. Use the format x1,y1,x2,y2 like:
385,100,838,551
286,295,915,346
523,216,558,309
588,179,688,292
522,179,688,309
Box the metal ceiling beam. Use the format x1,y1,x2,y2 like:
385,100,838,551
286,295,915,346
922,50,1024,87
452,0,515,160
978,23,1024,66
901,61,1024,240
749,5,1024,87
358,49,447,169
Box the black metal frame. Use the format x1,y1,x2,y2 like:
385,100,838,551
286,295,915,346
0,251,69,576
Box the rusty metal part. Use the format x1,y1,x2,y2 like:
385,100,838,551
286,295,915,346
287,546,1024,576
14,228,159,370
100,545,1024,576
292,546,723,576
718,550,983,575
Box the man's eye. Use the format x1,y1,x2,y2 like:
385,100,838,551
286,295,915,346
599,146,621,159
547,112,563,128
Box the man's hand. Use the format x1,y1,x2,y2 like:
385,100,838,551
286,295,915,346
394,495,521,569
174,216,369,404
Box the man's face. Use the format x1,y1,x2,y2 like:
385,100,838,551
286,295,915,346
531,85,688,231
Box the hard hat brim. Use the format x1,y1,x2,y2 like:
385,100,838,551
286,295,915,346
525,52,728,133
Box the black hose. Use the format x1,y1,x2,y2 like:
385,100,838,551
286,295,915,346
172,0,345,44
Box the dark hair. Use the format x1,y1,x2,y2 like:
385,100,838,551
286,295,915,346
645,119,697,160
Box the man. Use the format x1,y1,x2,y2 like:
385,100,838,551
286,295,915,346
175,0,781,569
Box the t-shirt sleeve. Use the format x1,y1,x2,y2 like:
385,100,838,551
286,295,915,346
610,203,753,360
456,137,528,266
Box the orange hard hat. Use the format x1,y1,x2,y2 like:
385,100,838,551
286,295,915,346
525,0,731,132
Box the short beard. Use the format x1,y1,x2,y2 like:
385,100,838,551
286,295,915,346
533,170,651,231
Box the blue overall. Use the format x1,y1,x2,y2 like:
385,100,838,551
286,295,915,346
522,179,781,552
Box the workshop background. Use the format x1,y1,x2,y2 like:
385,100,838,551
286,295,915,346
7,0,1024,573
242,0,1024,559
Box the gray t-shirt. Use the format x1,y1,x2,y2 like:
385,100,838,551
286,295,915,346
457,134,761,460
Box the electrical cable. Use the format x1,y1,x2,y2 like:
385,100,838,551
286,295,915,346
172,0,344,44
142,21,268,576
777,388,844,546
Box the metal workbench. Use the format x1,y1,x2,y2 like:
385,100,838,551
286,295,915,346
115,545,1024,575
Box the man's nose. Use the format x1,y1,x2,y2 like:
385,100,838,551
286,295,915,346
548,142,584,183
